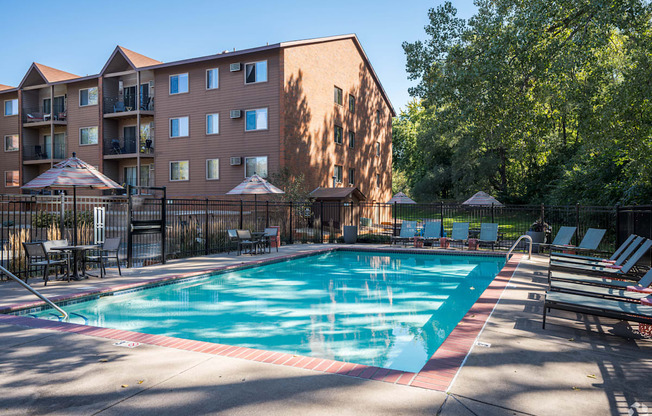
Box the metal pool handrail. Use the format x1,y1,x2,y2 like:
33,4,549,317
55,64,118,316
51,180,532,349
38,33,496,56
0,265,68,321
507,235,533,260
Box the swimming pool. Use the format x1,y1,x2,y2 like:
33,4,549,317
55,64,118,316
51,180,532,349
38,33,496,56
33,250,505,373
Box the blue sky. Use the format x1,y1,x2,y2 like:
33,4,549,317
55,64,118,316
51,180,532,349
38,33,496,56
0,0,477,113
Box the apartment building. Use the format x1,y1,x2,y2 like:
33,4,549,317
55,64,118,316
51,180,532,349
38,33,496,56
0,35,394,202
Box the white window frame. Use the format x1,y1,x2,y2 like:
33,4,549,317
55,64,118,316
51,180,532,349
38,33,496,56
4,170,19,187
244,156,268,178
244,60,268,85
169,160,189,182
4,99,18,116
4,134,19,152
206,158,220,180
169,116,190,138
169,73,189,95
79,87,98,107
206,68,219,90
79,126,99,146
206,113,219,135
244,108,268,132
334,165,343,184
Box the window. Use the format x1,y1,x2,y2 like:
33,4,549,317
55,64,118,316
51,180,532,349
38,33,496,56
124,166,137,188
43,98,51,115
348,168,355,186
334,86,343,105
5,170,19,187
245,108,268,131
80,127,98,145
206,68,219,89
245,61,267,84
79,88,98,106
170,117,189,138
170,73,189,94
376,173,381,187
206,113,219,135
376,110,381,124
245,156,268,178
170,161,189,181
334,165,343,184
349,95,355,112
206,159,220,180
348,131,355,148
4,135,18,152
4,99,18,116
376,141,381,157
334,125,343,144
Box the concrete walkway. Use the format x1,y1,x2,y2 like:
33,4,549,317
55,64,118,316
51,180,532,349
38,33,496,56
0,245,650,415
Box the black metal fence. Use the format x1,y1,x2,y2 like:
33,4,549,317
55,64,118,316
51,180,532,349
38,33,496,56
1,192,650,280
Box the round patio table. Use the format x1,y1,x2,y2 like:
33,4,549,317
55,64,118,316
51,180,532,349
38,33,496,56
51,245,99,281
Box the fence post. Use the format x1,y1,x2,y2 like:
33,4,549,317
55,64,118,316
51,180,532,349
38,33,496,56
59,192,65,234
540,203,545,224
393,201,397,237
615,204,620,248
575,203,580,246
266,201,269,228
321,201,324,243
127,185,133,268
289,201,293,244
491,203,494,224
205,199,209,255
161,187,166,264
440,201,444,237
239,200,243,229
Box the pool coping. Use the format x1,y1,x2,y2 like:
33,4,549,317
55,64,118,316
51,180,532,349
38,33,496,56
0,247,523,392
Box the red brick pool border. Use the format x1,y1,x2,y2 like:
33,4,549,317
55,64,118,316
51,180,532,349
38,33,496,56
0,249,523,391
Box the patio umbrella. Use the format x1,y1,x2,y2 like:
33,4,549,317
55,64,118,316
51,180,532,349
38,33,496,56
388,192,416,204
226,174,284,229
462,191,503,207
22,152,123,245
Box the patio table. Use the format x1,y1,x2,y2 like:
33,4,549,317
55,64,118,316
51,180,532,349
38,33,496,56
51,245,99,281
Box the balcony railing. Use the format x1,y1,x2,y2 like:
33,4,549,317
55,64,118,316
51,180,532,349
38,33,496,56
23,143,66,161
103,136,154,155
22,105,67,123
103,96,154,114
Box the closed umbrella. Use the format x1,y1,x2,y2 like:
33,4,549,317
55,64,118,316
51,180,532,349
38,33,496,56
22,152,123,245
226,174,284,229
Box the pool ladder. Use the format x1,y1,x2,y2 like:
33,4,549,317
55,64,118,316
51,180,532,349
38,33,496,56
0,265,68,321
506,235,533,260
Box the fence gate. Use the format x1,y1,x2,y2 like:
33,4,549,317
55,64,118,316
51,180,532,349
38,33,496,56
127,186,166,267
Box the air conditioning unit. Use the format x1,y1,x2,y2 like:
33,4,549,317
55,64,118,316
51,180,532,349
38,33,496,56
230,109,242,119
230,63,241,72
230,157,242,166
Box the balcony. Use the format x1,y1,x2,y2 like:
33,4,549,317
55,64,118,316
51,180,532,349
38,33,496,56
103,96,154,117
22,105,67,127
103,136,154,158
23,142,66,163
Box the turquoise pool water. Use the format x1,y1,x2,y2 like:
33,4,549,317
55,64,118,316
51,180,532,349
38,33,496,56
35,251,505,372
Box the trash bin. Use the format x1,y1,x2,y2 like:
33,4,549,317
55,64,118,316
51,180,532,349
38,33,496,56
343,225,357,244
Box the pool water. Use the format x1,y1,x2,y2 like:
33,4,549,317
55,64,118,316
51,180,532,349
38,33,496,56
35,250,505,372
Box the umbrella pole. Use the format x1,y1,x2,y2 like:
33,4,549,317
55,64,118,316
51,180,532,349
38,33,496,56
73,186,77,246
254,194,257,231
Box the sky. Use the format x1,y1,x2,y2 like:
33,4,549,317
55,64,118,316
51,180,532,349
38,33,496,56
0,0,477,113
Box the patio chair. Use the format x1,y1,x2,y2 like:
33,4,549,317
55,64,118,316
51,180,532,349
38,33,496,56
113,102,126,113
538,226,576,253
478,223,499,250
236,229,260,255
449,222,470,247
227,229,239,254
549,239,652,281
422,221,442,245
84,237,122,278
549,269,652,303
22,242,69,286
551,228,606,254
391,221,417,245
551,235,643,266
262,227,280,253
542,291,652,329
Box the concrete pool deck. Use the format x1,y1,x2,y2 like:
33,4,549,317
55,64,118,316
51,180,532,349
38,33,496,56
0,244,650,415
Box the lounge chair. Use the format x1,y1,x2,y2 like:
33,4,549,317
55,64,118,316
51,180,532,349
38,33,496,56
538,226,576,253
542,291,652,329
548,240,652,278
551,228,606,254
422,221,442,245
391,221,417,245
449,222,469,247
549,269,652,303
551,235,642,266
478,223,499,250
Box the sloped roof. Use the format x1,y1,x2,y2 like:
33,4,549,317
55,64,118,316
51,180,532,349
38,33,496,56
34,63,79,83
0,84,15,92
118,46,162,68
310,187,366,201
462,191,503,206
388,192,416,204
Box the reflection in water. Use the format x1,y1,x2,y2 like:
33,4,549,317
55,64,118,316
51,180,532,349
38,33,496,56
38,251,504,372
